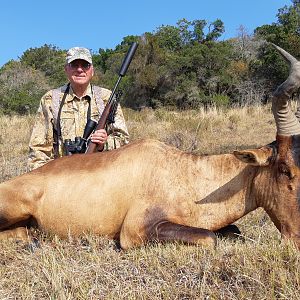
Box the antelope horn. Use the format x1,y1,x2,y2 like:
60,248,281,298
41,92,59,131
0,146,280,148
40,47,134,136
271,43,300,136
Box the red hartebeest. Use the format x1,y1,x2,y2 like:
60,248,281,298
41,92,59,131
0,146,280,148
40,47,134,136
0,44,300,249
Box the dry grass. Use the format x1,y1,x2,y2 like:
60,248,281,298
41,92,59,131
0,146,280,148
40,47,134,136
125,105,276,154
0,106,299,299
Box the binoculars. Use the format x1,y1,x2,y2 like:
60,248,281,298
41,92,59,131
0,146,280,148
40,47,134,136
63,119,97,155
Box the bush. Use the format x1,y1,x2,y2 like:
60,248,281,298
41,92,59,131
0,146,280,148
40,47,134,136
211,94,230,107
0,61,50,115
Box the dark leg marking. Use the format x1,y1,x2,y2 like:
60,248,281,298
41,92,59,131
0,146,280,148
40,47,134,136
0,216,10,229
149,221,216,247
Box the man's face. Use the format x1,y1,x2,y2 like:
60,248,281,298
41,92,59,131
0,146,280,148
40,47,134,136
65,59,94,87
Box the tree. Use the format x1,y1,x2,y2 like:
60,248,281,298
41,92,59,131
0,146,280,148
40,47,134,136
177,18,193,45
255,1,300,50
253,1,300,95
20,44,66,87
277,2,300,34
192,19,207,43
0,61,50,114
92,48,114,74
205,19,225,42
155,25,182,51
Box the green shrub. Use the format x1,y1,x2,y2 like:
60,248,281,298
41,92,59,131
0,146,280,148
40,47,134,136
211,94,230,107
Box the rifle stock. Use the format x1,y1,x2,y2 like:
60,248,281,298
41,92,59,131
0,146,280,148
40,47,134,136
85,103,112,153
86,42,138,154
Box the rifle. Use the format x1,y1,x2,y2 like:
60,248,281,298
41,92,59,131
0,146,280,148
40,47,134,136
86,42,138,153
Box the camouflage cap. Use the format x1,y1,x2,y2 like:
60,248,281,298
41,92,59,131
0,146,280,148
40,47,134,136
66,47,92,64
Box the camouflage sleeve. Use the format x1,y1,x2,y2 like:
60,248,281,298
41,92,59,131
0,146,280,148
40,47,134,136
100,88,129,151
27,92,55,171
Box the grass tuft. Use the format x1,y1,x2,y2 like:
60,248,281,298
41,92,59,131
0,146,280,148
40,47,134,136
0,106,299,299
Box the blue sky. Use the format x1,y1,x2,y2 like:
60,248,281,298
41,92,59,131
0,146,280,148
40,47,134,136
0,0,292,67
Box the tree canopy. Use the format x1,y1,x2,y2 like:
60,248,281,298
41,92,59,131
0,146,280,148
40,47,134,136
1,2,299,114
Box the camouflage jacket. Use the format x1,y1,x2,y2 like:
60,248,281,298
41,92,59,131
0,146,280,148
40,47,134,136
28,84,129,171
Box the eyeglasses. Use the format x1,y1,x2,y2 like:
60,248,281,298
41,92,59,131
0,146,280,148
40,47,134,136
68,61,92,71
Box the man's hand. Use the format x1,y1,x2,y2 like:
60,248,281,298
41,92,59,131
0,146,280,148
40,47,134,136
90,129,108,145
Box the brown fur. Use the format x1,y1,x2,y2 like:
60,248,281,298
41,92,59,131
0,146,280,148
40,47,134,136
0,137,300,249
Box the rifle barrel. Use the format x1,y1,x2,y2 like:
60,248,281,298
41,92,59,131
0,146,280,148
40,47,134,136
85,42,138,154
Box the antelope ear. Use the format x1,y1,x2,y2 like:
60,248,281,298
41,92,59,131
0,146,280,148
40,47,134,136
233,147,274,166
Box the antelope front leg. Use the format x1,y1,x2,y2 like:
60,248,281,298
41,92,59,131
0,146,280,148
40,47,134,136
150,221,217,247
